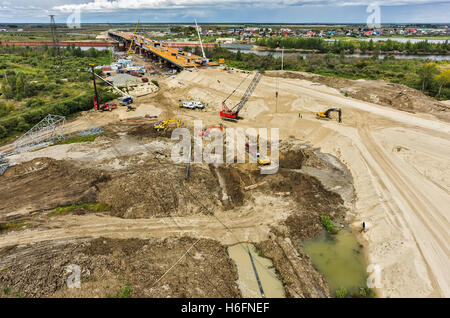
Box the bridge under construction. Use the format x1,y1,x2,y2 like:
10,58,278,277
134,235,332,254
109,31,219,70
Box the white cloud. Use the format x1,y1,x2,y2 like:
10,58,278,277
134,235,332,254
53,0,447,13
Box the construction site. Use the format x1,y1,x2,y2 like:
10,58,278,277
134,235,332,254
0,23,449,300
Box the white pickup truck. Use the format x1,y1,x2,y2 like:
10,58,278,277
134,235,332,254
180,101,204,109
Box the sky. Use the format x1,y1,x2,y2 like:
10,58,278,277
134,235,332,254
0,0,449,24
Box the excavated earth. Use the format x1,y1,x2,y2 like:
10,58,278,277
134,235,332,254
0,122,352,298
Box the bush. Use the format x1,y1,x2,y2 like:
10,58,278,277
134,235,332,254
0,124,6,138
151,80,159,87
335,287,347,298
321,215,338,234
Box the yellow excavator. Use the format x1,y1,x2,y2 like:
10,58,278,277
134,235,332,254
316,108,342,123
246,134,271,165
154,119,181,131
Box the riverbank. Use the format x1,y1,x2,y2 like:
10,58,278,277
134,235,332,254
250,45,450,58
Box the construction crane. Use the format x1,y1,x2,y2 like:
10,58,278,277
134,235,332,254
154,119,181,131
88,64,133,111
194,19,207,64
220,72,262,120
127,18,140,54
316,108,342,123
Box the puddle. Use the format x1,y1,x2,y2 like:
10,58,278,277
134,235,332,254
228,243,285,298
301,229,367,295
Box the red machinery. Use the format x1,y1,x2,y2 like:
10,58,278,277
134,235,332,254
220,72,262,120
93,97,117,112
198,124,224,137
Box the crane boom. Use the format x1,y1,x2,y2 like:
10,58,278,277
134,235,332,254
127,18,140,54
194,19,206,61
220,72,262,120
89,70,131,98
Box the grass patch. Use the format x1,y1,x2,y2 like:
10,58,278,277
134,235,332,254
352,287,376,298
54,133,103,145
28,133,103,152
320,215,338,234
335,287,347,298
50,203,111,216
151,80,159,87
0,220,27,233
255,248,264,258
109,283,131,298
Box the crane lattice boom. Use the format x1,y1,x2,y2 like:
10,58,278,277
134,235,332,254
220,72,262,120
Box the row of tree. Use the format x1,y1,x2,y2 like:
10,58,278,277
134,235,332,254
206,46,450,100
0,88,118,139
1,71,38,100
256,37,450,54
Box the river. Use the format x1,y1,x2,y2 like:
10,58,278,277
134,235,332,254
221,43,450,61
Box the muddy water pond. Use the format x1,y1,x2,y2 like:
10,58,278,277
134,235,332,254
302,229,367,295
228,243,285,298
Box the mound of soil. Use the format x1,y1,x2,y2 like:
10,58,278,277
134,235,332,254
0,158,110,220
0,237,241,298
98,162,222,218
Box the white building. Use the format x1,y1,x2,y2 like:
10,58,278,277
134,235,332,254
216,37,236,44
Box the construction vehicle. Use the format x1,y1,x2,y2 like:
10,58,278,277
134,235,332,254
88,64,134,109
220,72,262,120
246,133,271,166
198,124,224,137
119,96,134,106
194,19,208,65
316,108,342,123
154,119,181,131
180,101,204,109
97,103,117,112
89,64,118,112
127,18,140,54
126,105,136,112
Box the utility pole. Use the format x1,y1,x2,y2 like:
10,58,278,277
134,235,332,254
49,15,62,67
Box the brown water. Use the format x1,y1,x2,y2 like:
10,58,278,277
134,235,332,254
228,243,285,298
302,229,367,295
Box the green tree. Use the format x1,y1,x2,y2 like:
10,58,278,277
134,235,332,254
0,124,6,138
0,102,7,117
417,62,438,92
236,49,242,61
435,69,450,98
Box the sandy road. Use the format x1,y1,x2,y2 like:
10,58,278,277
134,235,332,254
0,196,292,248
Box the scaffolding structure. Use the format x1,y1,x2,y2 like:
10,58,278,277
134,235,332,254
13,114,66,154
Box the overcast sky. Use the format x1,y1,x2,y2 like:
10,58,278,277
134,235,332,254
0,0,449,24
